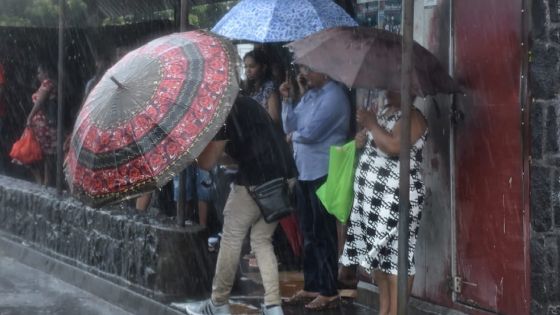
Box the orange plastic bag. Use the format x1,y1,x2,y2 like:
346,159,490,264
10,128,43,165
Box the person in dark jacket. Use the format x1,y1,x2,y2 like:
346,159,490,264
185,96,297,315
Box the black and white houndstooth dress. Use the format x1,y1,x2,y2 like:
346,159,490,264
339,105,427,275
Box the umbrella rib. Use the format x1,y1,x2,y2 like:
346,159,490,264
265,0,282,43
344,44,371,89
109,96,127,194
129,119,157,184
309,0,357,31
71,122,96,197
308,0,324,29
119,88,159,184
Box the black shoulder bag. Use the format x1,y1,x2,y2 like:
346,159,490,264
248,178,293,223
245,105,297,223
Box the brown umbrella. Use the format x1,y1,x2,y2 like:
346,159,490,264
286,26,460,96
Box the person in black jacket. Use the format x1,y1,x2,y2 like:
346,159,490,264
185,96,297,315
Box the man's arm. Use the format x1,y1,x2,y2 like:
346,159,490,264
281,99,298,134
291,89,349,144
197,140,227,171
279,81,302,134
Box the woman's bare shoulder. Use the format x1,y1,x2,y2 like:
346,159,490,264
411,108,428,133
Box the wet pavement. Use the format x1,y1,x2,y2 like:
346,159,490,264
0,253,133,315
231,270,374,314
0,241,373,315
172,299,374,315
172,271,374,314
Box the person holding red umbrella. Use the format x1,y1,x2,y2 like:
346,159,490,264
186,96,297,315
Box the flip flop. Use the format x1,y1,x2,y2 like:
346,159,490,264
283,291,317,305
304,296,341,311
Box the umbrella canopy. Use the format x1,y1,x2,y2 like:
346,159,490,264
65,30,240,207
286,26,460,96
211,0,358,43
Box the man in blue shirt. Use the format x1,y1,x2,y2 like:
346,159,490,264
280,66,351,310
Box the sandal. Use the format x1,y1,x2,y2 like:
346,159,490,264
283,290,318,305
304,295,341,311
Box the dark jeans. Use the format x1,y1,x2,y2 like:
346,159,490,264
296,177,338,297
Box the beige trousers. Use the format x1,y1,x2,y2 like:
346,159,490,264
211,184,281,306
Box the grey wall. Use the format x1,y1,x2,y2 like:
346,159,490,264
0,175,213,302
531,0,560,313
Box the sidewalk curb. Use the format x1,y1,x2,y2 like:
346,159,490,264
0,231,186,315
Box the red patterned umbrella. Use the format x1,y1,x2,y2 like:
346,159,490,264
65,30,239,207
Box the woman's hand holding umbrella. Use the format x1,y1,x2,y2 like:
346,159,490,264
354,128,368,149
356,107,378,131
279,81,290,100
280,73,307,103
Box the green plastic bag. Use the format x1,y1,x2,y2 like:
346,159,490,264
316,140,356,223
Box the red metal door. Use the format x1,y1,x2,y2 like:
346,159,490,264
453,1,530,314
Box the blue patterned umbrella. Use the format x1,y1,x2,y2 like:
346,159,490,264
211,0,358,43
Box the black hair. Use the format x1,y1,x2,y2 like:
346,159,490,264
38,60,57,80
242,48,273,96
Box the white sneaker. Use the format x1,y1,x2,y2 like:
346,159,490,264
185,299,231,315
208,234,221,252
262,305,284,315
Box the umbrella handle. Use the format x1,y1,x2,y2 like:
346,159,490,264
110,76,126,90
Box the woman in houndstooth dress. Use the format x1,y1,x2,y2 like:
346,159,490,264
339,90,427,315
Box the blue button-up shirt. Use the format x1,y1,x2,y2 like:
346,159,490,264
282,81,350,181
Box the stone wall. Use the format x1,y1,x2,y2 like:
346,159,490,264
0,175,213,302
531,0,560,313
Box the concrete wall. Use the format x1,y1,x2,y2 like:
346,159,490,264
0,175,213,302
531,1,560,313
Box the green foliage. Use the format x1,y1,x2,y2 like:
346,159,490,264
189,1,238,29
0,0,87,27
0,0,239,28
0,16,33,27
24,0,58,25
101,15,133,26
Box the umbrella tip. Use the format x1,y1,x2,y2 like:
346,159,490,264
110,76,126,89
